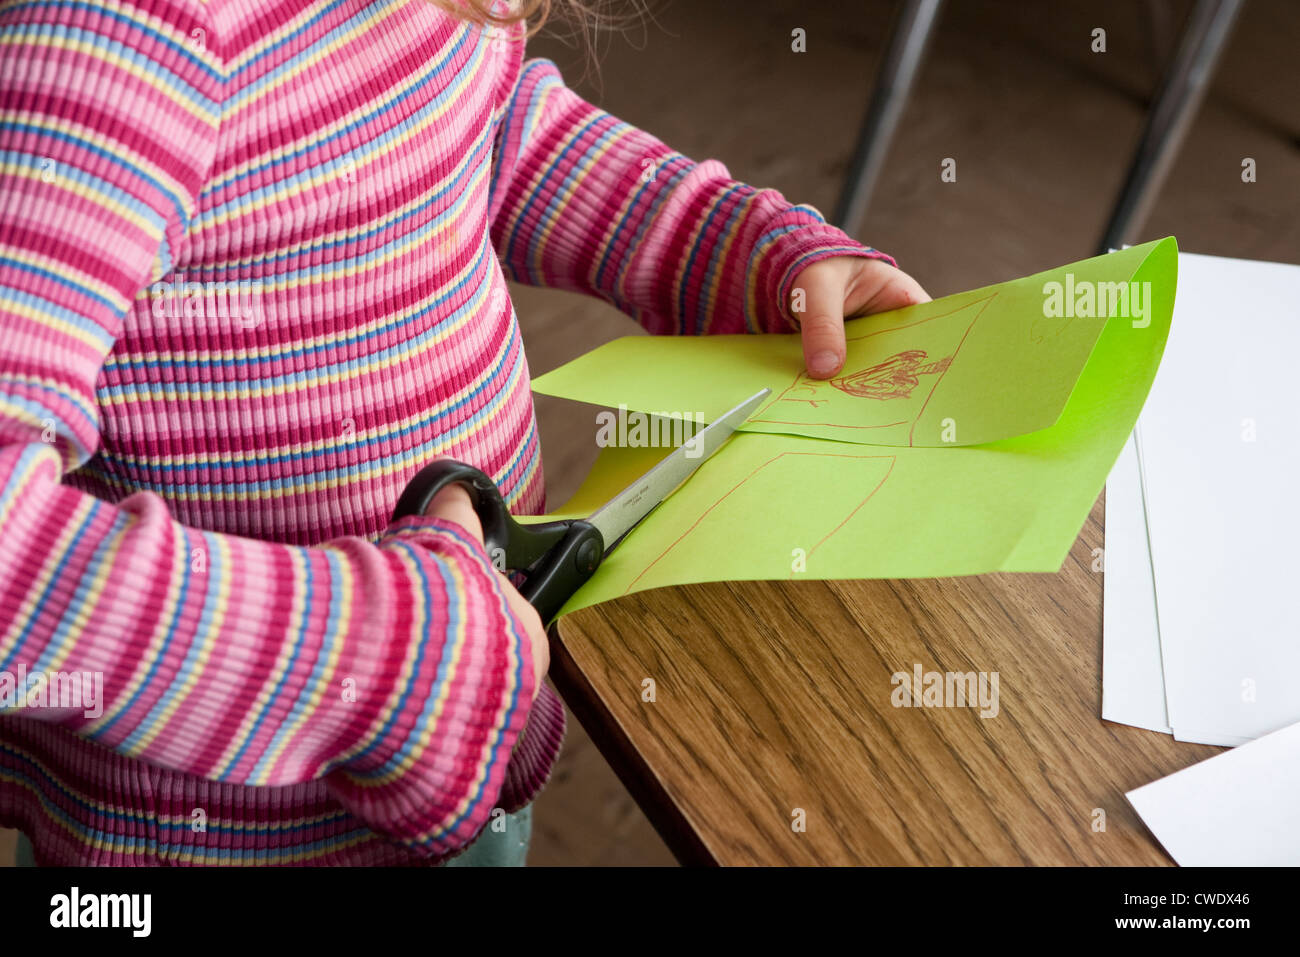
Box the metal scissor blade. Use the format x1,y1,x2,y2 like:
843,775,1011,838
585,388,771,553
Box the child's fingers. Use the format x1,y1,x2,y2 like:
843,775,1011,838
424,485,548,699
794,264,850,379
800,313,847,379
423,483,485,542
793,258,932,379
849,260,932,316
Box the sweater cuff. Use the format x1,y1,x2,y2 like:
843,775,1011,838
751,214,898,333
496,680,566,812
379,513,564,814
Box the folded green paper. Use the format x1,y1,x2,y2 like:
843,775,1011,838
529,238,1178,616
534,241,1165,448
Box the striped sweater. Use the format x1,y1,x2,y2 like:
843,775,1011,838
0,0,891,865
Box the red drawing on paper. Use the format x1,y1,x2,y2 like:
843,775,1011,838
750,292,994,446
623,451,897,595
830,350,953,400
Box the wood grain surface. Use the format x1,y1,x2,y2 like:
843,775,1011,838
551,495,1223,865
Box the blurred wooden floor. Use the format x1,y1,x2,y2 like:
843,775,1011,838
4,0,1297,867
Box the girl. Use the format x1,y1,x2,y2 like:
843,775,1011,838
0,0,927,865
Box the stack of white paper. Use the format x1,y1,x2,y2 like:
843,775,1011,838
1103,252,1300,746
1101,433,1170,734
1104,252,1300,865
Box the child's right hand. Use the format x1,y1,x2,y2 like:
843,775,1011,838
423,484,550,701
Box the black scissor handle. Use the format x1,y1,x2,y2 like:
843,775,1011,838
391,459,604,623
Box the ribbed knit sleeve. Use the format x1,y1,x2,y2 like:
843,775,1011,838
0,0,539,859
486,46,896,335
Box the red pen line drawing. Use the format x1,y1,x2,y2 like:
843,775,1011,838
623,451,896,594
830,350,953,399
751,292,996,446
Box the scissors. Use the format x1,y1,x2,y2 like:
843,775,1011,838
391,388,771,623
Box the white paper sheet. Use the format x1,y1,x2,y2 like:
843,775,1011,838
1127,720,1300,865
1101,432,1171,733
1138,253,1300,745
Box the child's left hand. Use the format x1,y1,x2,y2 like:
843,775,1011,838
791,256,931,379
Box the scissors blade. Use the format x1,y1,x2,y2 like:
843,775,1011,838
585,388,771,553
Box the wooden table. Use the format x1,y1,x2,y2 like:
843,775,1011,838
550,496,1222,865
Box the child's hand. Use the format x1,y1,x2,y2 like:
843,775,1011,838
424,485,550,701
791,257,931,379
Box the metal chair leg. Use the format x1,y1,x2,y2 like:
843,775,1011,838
832,0,944,238
1097,0,1244,255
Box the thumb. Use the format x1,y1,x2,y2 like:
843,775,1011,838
800,314,846,380
798,285,849,380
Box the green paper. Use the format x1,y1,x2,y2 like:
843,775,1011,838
533,241,1166,447
529,238,1178,617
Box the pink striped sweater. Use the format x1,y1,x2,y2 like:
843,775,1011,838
0,0,892,865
